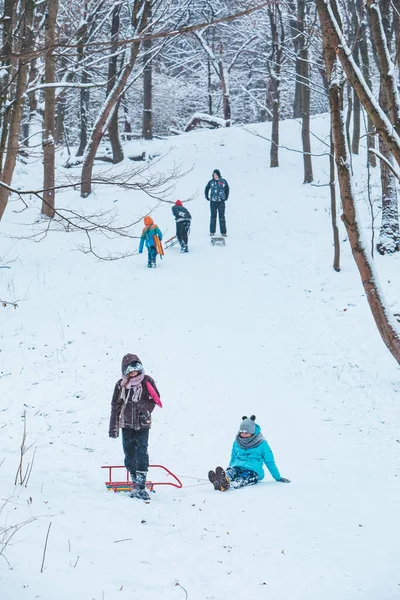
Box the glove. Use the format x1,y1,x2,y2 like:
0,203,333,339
109,431,118,439
278,477,291,483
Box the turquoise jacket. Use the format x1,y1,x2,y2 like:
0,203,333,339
139,225,163,253
229,424,281,481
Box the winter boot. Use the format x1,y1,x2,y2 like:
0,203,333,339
129,470,137,486
208,470,222,491
215,466,230,491
130,470,150,501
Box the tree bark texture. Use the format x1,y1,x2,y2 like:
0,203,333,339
108,3,124,161
317,0,400,365
267,5,283,168
298,0,313,183
142,4,152,140
42,0,59,218
0,0,15,175
329,129,340,272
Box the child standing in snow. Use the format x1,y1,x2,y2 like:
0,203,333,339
109,353,161,501
208,415,290,491
139,216,163,268
171,200,191,252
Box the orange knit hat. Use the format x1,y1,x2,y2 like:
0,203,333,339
144,216,154,226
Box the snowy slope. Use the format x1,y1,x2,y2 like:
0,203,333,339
1,115,400,600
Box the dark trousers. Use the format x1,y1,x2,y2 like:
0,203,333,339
210,201,226,235
226,466,259,489
176,221,190,249
147,246,157,266
122,428,149,477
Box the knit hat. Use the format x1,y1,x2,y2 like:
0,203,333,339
239,415,256,435
175,200,182,206
144,216,153,226
213,169,221,179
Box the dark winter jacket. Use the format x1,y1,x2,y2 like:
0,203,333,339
172,205,192,222
205,177,230,202
108,353,160,437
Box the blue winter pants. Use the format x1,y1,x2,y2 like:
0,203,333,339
226,466,259,489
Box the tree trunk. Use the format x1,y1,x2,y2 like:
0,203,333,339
352,90,360,154
317,0,400,365
0,0,15,175
0,0,35,221
219,57,231,122
356,0,376,166
142,4,152,140
42,0,59,218
108,3,123,161
207,57,213,115
298,0,313,183
288,0,302,118
76,17,89,158
81,0,150,197
268,5,283,168
330,129,340,271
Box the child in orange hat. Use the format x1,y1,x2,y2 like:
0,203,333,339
139,216,163,268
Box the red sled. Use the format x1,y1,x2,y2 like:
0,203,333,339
102,464,183,493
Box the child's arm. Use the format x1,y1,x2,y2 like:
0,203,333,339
224,180,230,200
156,227,163,241
229,441,237,467
109,382,122,438
204,181,211,200
138,233,145,253
262,441,282,481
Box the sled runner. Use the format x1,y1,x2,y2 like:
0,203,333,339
102,464,182,493
154,234,164,257
165,235,179,249
211,236,225,247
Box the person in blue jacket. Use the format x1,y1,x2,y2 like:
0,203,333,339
204,169,229,236
208,415,290,491
138,216,163,268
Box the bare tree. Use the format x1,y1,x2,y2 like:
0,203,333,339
42,0,59,218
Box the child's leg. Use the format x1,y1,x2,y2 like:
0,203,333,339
176,222,183,246
228,467,259,489
122,428,138,482
150,246,157,266
147,248,152,267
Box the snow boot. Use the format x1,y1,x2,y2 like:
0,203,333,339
208,470,222,491
215,466,230,491
208,467,230,492
130,470,150,501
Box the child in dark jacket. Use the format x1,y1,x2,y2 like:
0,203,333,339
171,200,191,252
109,353,161,501
139,216,163,268
208,415,290,492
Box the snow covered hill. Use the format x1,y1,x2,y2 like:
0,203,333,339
1,115,400,600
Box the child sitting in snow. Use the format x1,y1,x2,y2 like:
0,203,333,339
208,415,290,491
139,216,163,268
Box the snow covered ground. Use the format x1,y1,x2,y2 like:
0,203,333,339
1,115,400,600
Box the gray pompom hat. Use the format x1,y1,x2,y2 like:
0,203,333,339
239,415,256,435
